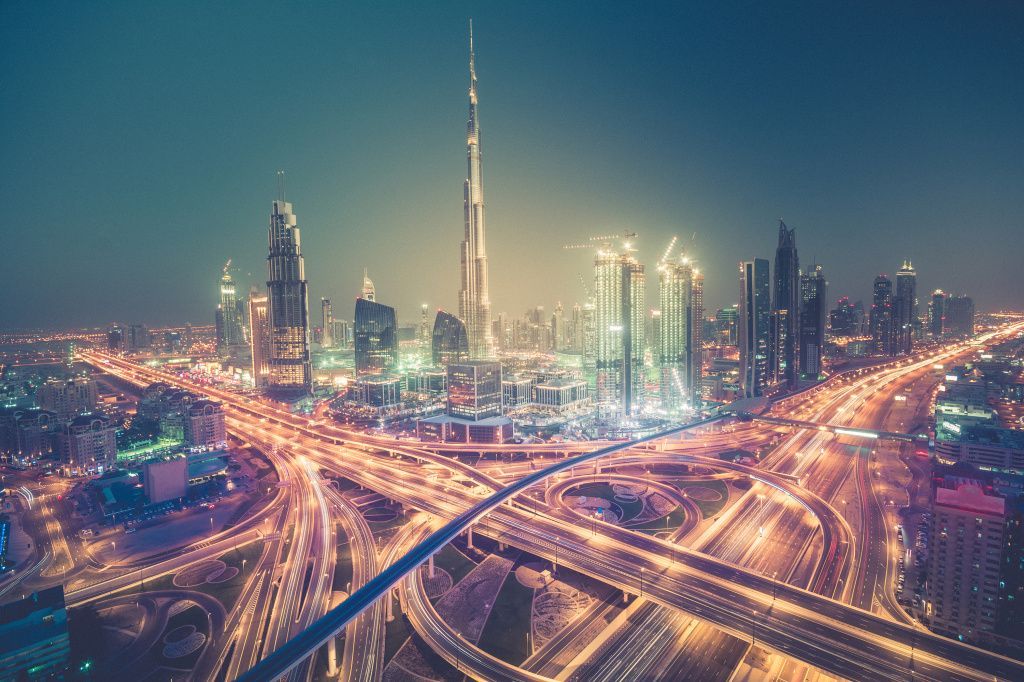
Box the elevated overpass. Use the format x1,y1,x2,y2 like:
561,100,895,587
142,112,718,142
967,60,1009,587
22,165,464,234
747,414,930,445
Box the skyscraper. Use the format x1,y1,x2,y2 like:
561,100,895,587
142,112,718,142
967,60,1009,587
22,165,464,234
593,243,645,418
945,295,975,337
770,221,800,387
216,261,243,352
266,196,312,396
658,255,693,412
432,310,470,367
894,260,917,355
739,259,771,398
354,298,398,376
799,265,827,378
688,269,704,406
321,297,334,348
929,289,946,338
458,22,494,359
361,268,376,302
870,274,894,356
248,288,270,388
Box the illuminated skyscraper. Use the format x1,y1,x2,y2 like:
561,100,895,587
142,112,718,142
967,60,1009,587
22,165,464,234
929,289,946,338
894,260,917,355
799,265,827,377
321,297,334,348
658,255,693,412
354,298,398,376
689,269,704,405
770,221,800,387
870,274,894,355
216,261,243,352
361,268,376,302
739,259,771,398
594,241,645,417
248,288,270,388
945,295,975,337
458,22,495,358
432,310,470,367
266,196,312,396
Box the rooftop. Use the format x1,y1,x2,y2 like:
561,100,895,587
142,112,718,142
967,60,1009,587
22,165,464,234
935,483,1005,517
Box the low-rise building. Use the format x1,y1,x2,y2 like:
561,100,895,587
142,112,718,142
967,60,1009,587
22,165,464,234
143,455,188,504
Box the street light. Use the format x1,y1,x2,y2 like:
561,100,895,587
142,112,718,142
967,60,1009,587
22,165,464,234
639,567,645,598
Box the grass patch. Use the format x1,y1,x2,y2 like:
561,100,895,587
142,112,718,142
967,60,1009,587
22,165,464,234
383,595,412,664
680,479,729,517
628,504,687,532
432,543,476,588
476,570,533,665
569,482,643,523
333,524,354,592
195,543,264,612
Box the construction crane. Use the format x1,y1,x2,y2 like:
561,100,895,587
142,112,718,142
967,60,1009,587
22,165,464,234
562,231,638,251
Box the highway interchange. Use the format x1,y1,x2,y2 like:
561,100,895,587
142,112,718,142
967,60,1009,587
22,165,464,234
53,323,1024,681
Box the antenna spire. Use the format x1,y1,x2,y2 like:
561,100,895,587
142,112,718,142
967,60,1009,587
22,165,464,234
276,170,286,201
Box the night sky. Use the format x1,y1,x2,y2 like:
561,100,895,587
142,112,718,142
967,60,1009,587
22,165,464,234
3,1,1022,330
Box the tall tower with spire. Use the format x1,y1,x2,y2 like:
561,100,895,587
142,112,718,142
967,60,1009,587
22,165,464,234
361,268,376,302
770,220,800,388
458,20,495,358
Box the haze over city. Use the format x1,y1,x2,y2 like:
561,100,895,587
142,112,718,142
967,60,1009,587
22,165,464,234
1,4,1023,682
3,1,1022,329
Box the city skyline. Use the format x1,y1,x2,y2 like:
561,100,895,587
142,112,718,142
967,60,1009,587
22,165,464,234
4,2,1023,329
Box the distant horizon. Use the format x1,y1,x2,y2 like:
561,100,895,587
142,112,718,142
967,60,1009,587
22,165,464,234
4,2,1021,328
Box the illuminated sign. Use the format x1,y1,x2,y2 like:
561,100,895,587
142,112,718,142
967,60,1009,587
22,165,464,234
942,421,962,434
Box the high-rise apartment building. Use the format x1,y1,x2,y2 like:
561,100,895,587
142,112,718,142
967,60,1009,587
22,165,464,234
248,288,271,388
739,259,771,398
183,400,226,449
658,255,693,412
458,24,495,359
59,413,117,474
770,221,800,387
354,298,398,376
265,197,312,397
929,289,946,338
894,260,917,355
926,476,1010,644
432,310,470,367
799,265,827,378
36,377,97,422
321,298,334,348
594,244,645,417
447,360,503,421
870,274,894,355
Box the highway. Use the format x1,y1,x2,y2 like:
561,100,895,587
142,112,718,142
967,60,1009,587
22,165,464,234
77,326,1024,682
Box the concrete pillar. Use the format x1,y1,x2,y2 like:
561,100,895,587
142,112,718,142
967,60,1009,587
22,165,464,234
386,588,395,623
622,590,630,604
499,541,506,552
428,554,435,579
467,526,474,549
327,636,338,677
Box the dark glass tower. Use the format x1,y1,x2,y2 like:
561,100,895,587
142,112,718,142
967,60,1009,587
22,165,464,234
894,260,917,355
354,298,398,376
432,310,470,367
739,258,771,398
930,289,945,338
771,221,800,387
799,265,827,377
266,197,311,396
870,274,894,355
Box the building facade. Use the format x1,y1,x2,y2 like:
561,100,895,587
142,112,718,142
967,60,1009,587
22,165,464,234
458,25,495,359
354,298,398,376
658,256,693,412
59,413,117,474
739,259,771,398
266,197,312,396
770,221,800,387
894,260,917,355
870,274,894,356
432,310,470,367
799,265,827,378
248,288,271,388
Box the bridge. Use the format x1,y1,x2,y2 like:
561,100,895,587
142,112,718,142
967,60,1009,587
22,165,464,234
747,414,930,444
